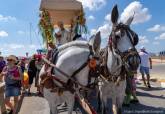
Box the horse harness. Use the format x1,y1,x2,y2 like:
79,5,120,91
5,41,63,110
99,47,126,85
99,24,139,84
41,44,100,94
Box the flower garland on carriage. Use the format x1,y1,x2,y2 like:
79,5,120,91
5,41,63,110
38,8,88,47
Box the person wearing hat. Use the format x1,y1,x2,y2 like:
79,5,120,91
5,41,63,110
0,55,22,114
139,46,152,88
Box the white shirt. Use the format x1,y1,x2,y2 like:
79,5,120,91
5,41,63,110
56,29,70,45
139,51,150,67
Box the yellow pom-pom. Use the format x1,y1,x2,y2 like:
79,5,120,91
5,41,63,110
23,72,29,88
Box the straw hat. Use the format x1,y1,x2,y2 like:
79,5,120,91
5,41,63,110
7,55,17,62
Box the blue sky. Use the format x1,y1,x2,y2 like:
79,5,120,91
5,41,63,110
0,0,165,56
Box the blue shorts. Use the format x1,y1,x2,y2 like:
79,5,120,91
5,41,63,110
5,87,21,98
140,66,149,75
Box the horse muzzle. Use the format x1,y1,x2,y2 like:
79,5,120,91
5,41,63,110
124,51,141,72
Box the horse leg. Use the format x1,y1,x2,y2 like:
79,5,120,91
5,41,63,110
50,106,58,114
67,95,75,114
97,91,102,112
116,80,126,114
102,94,109,114
112,104,117,114
49,100,58,114
116,100,122,114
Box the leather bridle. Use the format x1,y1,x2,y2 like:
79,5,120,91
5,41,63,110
109,23,140,69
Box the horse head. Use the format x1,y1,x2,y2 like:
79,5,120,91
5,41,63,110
108,5,140,73
50,31,101,87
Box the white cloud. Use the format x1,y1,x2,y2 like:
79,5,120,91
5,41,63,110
17,30,25,35
1,44,40,50
147,24,165,32
0,14,16,21
90,29,97,35
8,44,25,49
98,24,111,38
90,11,112,39
153,41,160,45
88,15,95,21
28,44,39,49
91,24,111,38
139,36,149,44
155,33,165,40
104,13,111,22
77,0,106,10
121,1,151,24
0,43,42,56
0,31,8,37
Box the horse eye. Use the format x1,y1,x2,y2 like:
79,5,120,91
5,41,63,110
115,30,121,38
115,35,120,39
121,30,125,37
116,30,121,36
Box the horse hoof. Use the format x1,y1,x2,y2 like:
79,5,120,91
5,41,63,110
130,99,139,104
97,109,101,113
122,103,130,107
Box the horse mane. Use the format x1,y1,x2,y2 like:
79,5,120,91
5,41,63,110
57,40,90,52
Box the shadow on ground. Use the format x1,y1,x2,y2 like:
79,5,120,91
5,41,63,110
123,103,165,114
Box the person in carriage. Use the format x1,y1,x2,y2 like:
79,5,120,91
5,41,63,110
55,21,71,46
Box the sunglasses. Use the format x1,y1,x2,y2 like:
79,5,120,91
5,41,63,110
7,59,14,62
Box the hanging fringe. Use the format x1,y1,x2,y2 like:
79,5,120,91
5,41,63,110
38,9,55,46
74,7,88,36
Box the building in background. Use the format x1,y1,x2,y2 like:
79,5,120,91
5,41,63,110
159,50,165,56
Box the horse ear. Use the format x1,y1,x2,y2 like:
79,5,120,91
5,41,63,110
125,13,135,25
89,31,101,53
111,5,119,24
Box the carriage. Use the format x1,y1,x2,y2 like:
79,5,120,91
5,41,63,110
38,1,140,114
39,0,100,114
39,0,87,46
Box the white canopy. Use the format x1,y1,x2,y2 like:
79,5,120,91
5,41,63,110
40,0,83,27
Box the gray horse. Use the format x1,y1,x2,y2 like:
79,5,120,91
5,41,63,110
98,5,140,114
39,32,101,114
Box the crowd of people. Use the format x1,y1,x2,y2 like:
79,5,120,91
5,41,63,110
0,21,74,114
0,54,43,114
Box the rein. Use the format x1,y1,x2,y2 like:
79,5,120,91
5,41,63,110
99,47,126,85
42,57,91,91
42,44,97,91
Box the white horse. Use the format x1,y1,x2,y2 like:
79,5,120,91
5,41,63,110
99,5,140,114
39,32,101,114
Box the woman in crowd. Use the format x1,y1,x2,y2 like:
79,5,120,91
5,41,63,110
0,56,6,73
18,58,26,73
35,55,43,95
0,55,22,114
27,55,37,95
